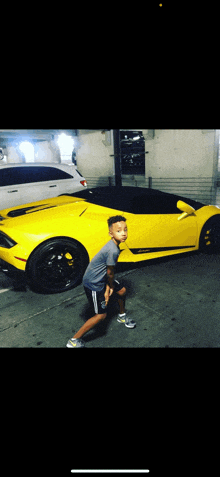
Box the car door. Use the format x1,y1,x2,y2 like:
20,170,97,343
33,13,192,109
41,166,84,196
18,166,75,204
30,166,80,198
52,166,79,194
55,166,86,194
125,191,198,254
0,167,22,209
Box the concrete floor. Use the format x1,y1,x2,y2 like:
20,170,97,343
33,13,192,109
1,249,220,348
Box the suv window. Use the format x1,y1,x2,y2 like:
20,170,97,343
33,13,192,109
0,166,73,186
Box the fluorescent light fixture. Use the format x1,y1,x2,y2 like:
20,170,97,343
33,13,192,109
19,141,35,162
71,471,150,474
57,133,74,155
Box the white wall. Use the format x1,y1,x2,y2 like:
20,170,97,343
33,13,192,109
34,141,60,163
75,129,218,203
4,140,61,164
144,129,217,204
6,145,24,163
145,129,216,178
76,130,114,183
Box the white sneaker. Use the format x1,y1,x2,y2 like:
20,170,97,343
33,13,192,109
66,338,85,348
117,313,136,328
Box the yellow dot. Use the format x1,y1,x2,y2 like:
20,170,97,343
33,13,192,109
159,3,162,5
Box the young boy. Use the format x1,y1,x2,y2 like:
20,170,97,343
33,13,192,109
66,215,136,348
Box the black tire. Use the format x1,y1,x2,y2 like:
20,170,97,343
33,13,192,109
27,238,89,293
199,216,220,254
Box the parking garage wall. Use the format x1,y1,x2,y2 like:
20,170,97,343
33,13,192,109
76,130,114,186
1,130,217,205
76,130,217,205
144,129,218,204
2,140,61,164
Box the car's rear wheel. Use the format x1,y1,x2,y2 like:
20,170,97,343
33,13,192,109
199,217,220,253
27,238,89,293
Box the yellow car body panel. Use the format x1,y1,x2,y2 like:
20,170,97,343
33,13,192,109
0,188,220,277
193,205,220,235
0,196,125,270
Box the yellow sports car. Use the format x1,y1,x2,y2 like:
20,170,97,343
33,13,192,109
0,186,220,293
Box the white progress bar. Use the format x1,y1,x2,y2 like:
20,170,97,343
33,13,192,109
71,471,150,474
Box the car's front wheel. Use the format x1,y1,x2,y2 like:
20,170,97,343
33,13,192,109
199,216,220,253
27,238,89,293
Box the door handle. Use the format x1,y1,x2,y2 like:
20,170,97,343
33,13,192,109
8,190,18,193
49,185,57,188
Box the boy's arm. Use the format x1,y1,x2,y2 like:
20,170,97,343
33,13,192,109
107,265,115,288
105,266,115,305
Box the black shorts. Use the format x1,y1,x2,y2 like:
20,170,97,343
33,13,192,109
84,279,124,315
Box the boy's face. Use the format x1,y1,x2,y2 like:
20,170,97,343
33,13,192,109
109,221,128,244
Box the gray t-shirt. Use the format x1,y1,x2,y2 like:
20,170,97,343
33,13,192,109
83,240,120,291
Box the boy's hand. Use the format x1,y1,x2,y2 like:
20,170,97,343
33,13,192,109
104,287,114,305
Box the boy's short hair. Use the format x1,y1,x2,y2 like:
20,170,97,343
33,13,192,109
107,215,126,229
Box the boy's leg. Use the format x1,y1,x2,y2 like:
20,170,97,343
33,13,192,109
116,286,126,314
73,312,107,339
115,282,136,329
70,286,107,341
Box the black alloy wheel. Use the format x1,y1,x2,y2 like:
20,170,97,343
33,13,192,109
27,238,88,293
199,217,220,253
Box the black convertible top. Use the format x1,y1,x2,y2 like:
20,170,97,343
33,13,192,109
70,186,205,214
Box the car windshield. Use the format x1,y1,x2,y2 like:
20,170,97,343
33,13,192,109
69,187,205,214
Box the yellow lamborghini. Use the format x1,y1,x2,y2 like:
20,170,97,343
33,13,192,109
0,186,220,293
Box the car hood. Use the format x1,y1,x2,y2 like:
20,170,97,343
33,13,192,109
0,195,120,252
0,196,88,227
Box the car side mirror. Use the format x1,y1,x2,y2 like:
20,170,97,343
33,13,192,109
177,200,195,221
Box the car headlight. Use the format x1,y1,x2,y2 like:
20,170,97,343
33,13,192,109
0,231,17,248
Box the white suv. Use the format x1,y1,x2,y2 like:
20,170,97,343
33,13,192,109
0,163,87,209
